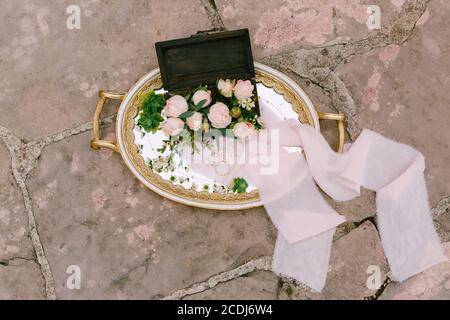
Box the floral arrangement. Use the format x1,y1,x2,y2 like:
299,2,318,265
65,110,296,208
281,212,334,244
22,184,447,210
137,78,261,193
137,79,262,140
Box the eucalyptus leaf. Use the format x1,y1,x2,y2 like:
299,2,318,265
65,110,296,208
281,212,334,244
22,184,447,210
195,99,207,110
179,110,194,120
199,108,208,116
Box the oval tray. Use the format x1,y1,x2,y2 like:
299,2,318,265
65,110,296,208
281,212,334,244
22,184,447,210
91,62,345,210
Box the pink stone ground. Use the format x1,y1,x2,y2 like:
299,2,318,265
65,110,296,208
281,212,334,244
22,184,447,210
0,0,448,300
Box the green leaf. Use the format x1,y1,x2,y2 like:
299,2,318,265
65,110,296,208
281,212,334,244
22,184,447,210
195,99,207,111
137,90,166,133
179,110,194,121
198,108,209,116
232,177,249,193
157,143,167,153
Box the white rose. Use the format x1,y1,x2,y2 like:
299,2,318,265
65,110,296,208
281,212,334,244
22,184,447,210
186,112,203,131
233,80,254,101
163,95,188,118
161,117,185,136
217,79,234,98
192,90,212,107
233,122,255,139
207,102,232,129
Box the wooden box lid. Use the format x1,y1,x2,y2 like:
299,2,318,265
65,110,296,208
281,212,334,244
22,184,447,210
155,29,255,91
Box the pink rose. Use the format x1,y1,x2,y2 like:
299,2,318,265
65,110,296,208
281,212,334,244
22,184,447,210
208,102,232,129
233,122,255,139
186,112,203,131
161,117,185,136
163,95,188,118
192,90,212,107
233,80,254,100
217,79,234,98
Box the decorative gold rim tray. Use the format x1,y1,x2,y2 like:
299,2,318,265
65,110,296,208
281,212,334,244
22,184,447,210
91,62,345,210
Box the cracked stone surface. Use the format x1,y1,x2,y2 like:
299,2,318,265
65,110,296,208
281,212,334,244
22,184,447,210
0,259,45,299
217,0,401,57
184,271,279,300
0,0,210,140
380,242,450,300
0,144,32,261
0,0,449,300
335,0,450,206
0,144,44,299
278,222,389,300
26,125,276,299
433,197,450,242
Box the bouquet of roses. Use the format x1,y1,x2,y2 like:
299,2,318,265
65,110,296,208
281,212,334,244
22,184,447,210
136,78,262,193
137,79,262,141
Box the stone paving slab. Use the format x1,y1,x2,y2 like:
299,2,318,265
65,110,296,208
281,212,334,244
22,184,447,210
380,242,450,300
26,125,276,299
0,0,210,140
0,144,33,261
279,222,389,300
0,144,44,299
184,271,279,300
335,0,450,207
216,0,401,58
433,197,450,242
0,259,45,299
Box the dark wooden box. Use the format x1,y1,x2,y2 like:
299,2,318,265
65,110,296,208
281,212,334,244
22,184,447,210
155,29,258,109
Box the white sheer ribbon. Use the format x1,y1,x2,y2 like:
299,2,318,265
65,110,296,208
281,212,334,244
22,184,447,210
187,102,447,291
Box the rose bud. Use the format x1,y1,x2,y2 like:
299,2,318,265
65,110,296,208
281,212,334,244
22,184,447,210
192,90,212,107
163,95,188,118
202,122,210,133
230,107,241,118
217,79,234,98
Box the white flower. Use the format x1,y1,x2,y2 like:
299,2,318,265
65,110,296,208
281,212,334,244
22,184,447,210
256,117,264,126
238,98,255,110
213,184,227,194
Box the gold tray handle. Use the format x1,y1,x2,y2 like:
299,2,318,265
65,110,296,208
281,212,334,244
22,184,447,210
317,112,345,153
90,91,126,153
